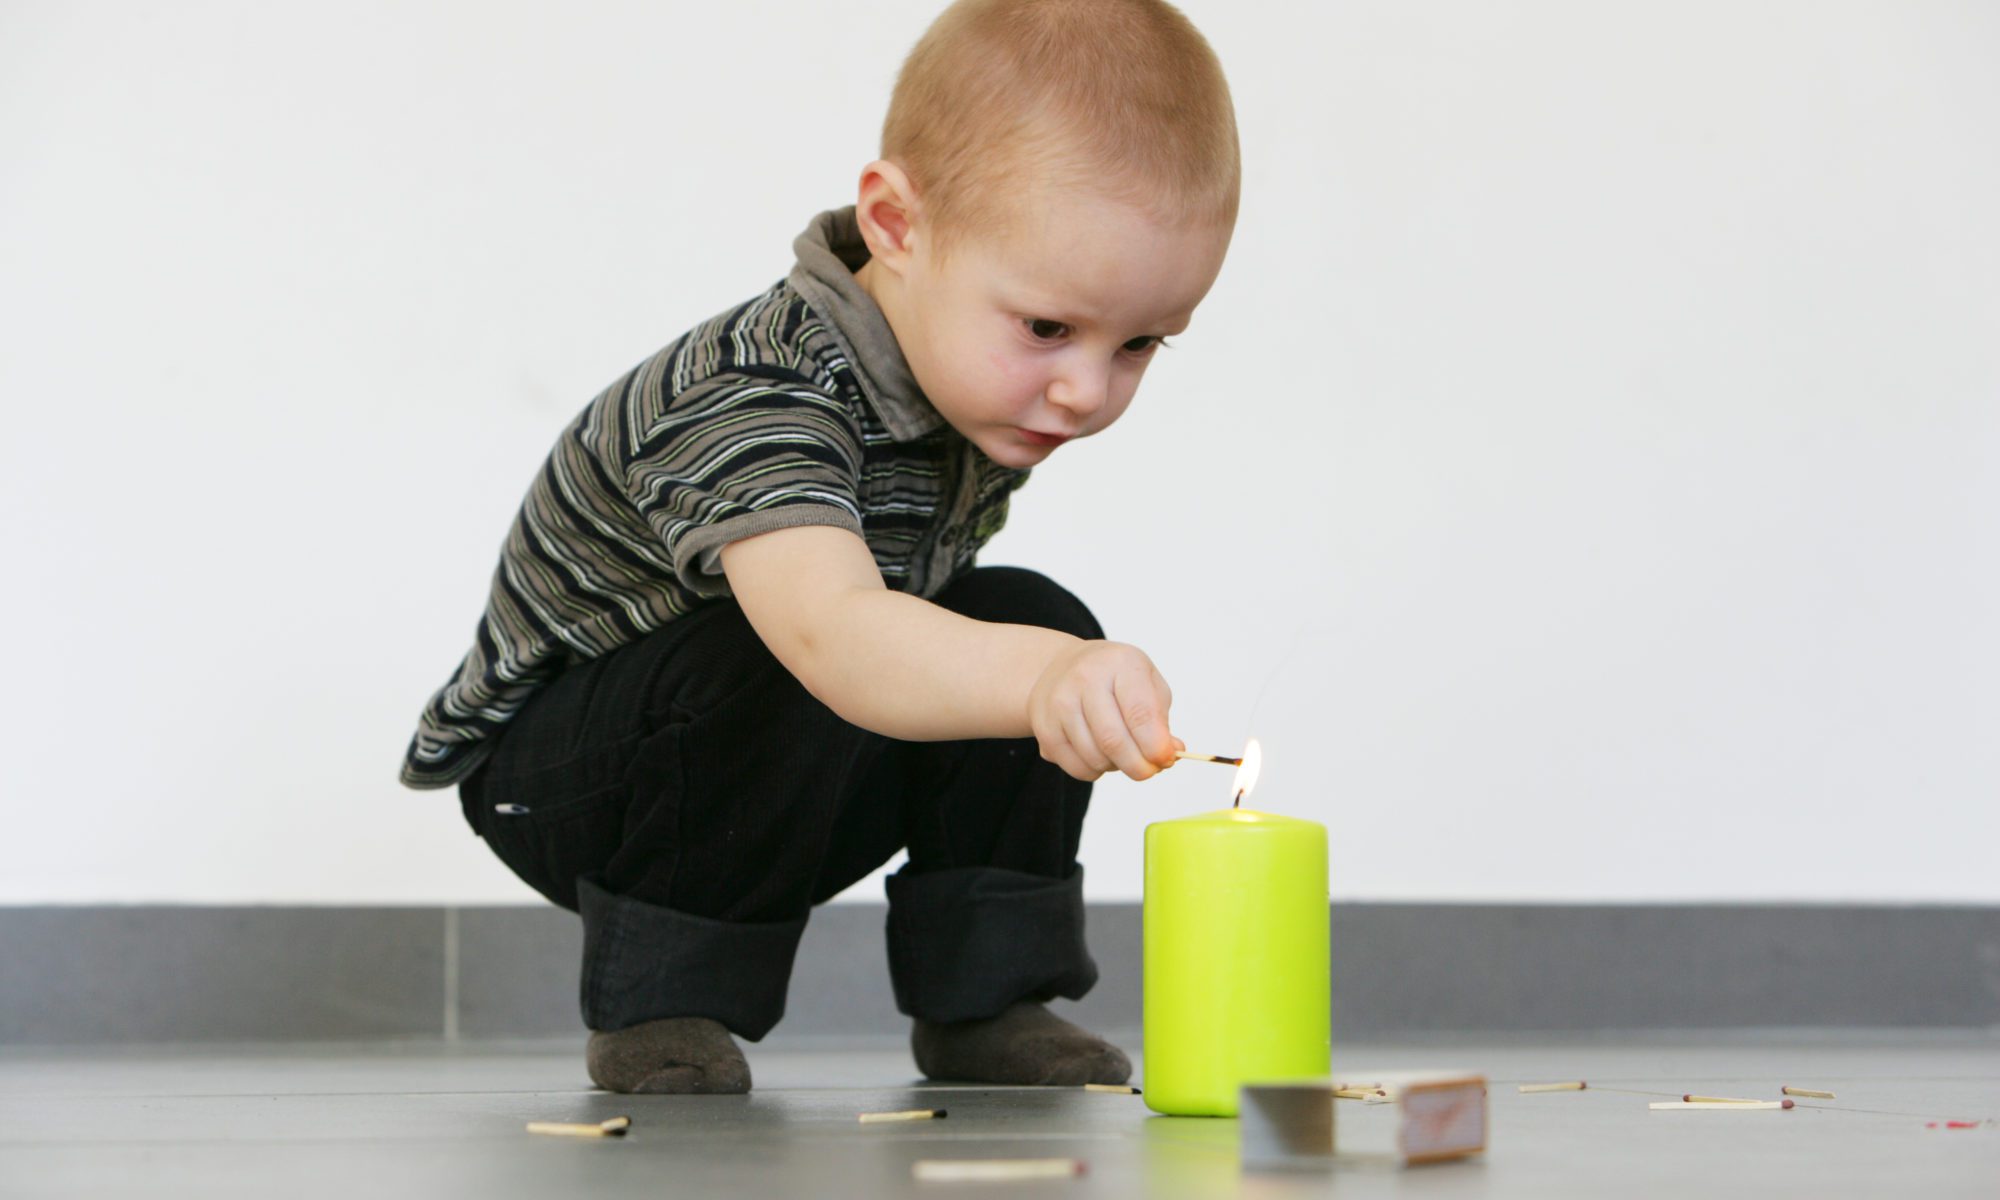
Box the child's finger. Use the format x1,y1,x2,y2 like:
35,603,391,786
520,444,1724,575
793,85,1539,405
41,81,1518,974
1115,669,1176,767
1037,731,1100,782
1060,708,1116,776
1082,684,1154,780
1054,755,1102,783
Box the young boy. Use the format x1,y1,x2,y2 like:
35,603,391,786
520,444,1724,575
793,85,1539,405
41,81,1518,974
401,0,1238,1095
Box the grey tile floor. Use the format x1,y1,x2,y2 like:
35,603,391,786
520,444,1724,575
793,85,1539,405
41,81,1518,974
2,1032,1996,1198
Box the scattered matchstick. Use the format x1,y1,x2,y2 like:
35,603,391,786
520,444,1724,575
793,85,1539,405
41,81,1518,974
1083,1083,1140,1094
525,1115,631,1138
1782,1086,1836,1099
1518,1081,1587,1093
1651,1100,1794,1111
858,1107,947,1124
1172,751,1243,766
913,1158,1086,1182
1683,1094,1765,1104
1333,1087,1389,1100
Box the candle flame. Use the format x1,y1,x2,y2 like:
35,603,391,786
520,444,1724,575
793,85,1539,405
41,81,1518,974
1230,738,1262,808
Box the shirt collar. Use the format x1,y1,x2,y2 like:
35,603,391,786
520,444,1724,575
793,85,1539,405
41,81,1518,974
787,206,946,441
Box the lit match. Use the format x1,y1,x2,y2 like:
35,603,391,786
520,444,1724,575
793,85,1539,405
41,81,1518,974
1230,739,1263,809
1173,751,1242,766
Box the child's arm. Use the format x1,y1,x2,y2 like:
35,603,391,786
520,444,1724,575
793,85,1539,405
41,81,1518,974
720,524,1180,781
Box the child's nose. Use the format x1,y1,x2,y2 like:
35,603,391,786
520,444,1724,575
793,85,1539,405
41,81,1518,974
1047,366,1109,419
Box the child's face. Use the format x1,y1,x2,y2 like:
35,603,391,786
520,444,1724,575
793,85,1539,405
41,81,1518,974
863,179,1233,469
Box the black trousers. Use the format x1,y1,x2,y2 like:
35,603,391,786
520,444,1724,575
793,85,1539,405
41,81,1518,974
458,566,1103,1040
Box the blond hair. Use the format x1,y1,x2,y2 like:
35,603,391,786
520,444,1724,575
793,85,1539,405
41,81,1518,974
881,0,1240,263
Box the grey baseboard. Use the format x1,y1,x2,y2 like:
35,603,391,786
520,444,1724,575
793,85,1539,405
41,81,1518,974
1,904,1995,1046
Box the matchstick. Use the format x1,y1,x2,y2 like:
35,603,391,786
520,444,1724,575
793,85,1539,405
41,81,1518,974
1518,1081,1587,1093
1172,751,1243,765
1782,1086,1836,1099
1083,1083,1140,1094
525,1115,631,1138
1650,1100,1794,1111
1334,1087,1388,1100
913,1159,1086,1182
858,1107,947,1124
1683,1094,1764,1104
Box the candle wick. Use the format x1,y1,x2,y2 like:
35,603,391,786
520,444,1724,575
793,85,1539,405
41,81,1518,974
1232,789,1243,810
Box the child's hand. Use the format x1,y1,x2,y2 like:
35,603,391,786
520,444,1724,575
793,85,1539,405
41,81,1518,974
1028,642,1185,782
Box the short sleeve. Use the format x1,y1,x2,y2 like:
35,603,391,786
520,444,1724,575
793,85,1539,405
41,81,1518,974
619,372,866,598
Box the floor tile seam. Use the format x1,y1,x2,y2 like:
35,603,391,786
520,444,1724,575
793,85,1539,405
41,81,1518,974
0,1133,1134,1151
5,1075,1998,1098
1505,1075,2000,1083
0,1088,608,1100
0,1134,590,1149
0,1085,1137,1099
0,1084,1128,1099
5,1031,1986,1052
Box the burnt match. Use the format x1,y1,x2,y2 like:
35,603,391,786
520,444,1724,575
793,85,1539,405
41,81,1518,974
1173,751,1242,766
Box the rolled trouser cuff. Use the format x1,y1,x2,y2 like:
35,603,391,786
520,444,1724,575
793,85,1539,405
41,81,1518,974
885,864,1099,1023
577,872,806,1041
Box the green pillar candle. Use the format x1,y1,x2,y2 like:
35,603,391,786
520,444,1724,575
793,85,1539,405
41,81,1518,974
1142,797,1330,1117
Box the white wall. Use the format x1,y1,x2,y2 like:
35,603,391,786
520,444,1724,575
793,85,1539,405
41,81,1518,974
2,1,1993,905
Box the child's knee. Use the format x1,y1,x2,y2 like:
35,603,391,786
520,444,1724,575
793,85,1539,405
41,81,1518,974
644,600,813,718
938,567,1104,642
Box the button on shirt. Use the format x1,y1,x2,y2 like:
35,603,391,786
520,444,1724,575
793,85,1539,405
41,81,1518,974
400,207,1031,789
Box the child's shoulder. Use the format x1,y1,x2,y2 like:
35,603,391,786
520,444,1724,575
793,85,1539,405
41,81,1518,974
576,275,865,464
655,276,845,398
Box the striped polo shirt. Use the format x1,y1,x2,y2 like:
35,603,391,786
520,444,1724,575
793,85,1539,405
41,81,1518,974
400,207,1031,789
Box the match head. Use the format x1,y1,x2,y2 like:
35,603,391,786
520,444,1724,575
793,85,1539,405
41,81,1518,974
1781,1099,1795,1109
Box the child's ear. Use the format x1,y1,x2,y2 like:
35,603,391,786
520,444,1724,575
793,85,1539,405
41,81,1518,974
856,159,921,273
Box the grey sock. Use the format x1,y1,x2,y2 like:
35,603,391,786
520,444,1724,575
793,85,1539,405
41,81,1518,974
585,1016,751,1094
911,1001,1132,1086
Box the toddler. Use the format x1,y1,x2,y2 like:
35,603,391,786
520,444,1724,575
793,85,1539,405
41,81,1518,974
402,0,1239,1094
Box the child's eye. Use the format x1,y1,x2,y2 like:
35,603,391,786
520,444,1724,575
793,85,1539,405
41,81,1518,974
1022,319,1173,355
